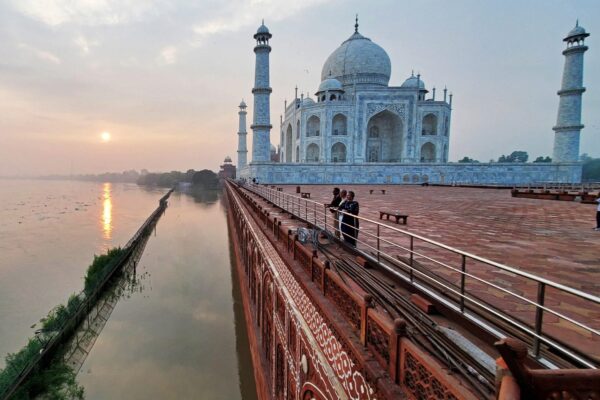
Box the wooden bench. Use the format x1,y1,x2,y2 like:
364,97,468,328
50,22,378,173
379,210,408,225
301,192,311,199
369,189,386,195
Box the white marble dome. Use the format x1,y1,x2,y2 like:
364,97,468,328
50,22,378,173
321,32,391,87
317,78,343,93
401,74,426,89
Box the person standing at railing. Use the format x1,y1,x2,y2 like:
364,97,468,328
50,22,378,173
340,191,359,246
328,188,342,237
337,190,348,240
595,195,600,231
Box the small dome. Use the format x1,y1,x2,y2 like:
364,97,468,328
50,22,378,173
302,97,315,106
270,144,276,152
239,100,247,108
321,31,391,87
565,22,589,41
317,78,343,93
401,74,426,90
224,156,232,163
257,23,269,35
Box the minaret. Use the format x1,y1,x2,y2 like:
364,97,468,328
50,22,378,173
250,21,272,163
237,100,248,169
552,21,590,163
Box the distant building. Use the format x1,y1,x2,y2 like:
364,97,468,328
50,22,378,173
218,156,236,180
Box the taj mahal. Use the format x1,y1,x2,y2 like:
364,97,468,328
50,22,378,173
236,19,589,185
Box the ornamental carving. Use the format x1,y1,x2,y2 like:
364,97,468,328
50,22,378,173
366,102,406,120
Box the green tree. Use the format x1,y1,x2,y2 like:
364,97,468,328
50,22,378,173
582,158,600,181
192,169,219,188
458,156,479,163
498,150,528,163
533,156,552,163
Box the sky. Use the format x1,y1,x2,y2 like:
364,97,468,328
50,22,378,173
0,0,598,176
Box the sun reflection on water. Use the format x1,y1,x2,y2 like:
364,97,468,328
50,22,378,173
102,182,112,239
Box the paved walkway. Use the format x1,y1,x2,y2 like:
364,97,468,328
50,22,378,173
276,184,600,359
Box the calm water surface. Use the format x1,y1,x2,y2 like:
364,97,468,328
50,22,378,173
0,180,256,399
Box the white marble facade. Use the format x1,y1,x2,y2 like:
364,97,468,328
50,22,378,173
280,25,451,165
238,22,586,185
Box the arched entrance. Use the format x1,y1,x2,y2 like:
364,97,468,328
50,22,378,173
365,110,403,162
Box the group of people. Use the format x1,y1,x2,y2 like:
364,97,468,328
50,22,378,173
328,188,360,246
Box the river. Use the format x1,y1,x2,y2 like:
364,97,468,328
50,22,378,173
0,180,256,399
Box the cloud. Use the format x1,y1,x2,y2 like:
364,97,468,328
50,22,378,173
159,46,177,65
18,43,61,64
192,0,331,44
74,35,99,54
9,0,167,26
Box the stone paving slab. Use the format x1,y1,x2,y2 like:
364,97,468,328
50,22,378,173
274,184,600,359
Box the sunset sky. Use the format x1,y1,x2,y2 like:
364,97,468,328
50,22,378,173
0,0,598,176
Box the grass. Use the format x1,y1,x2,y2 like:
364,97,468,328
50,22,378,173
0,247,126,399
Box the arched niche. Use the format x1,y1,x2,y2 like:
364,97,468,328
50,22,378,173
420,142,436,162
331,142,346,163
422,113,438,135
366,110,403,162
332,113,347,136
307,115,320,137
285,124,293,162
306,143,320,162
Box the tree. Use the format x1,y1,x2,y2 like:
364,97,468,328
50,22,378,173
192,169,219,188
458,156,479,163
582,158,600,181
498,150,528,163
533,156,552,163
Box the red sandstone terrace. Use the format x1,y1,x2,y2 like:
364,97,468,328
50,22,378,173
227,181,600,399
277,184,600,355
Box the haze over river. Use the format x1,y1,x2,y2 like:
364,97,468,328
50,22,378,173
0,180,256,399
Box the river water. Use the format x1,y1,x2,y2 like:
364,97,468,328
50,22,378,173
0,180,256,399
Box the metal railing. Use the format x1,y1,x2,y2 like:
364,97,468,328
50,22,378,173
238,181,600,369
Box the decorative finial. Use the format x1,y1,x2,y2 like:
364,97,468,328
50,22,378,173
576,19,579,27
411,69,414,77
355,14,359,33
262,18,264,25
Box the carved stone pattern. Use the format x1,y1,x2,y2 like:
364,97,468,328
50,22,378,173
287,367,296,400
276,344,285,399
230,186,376,399
366,316,390,364
277,292,286,325
366,102,406,120
403,350,458,400
289,320,297,357
324,274,361,333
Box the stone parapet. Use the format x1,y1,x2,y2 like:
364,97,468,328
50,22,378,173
238,162,582,185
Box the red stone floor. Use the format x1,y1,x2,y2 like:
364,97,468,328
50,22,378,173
274,184,600,360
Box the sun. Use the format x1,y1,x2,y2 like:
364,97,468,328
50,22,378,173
101,131,111,142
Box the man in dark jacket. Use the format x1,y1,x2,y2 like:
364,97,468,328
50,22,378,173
339,191,359,246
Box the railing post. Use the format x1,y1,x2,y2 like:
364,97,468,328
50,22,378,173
376,224,381,264
409,236,414,283
533,282,546,357
324,205,327,232
460,254,466,312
